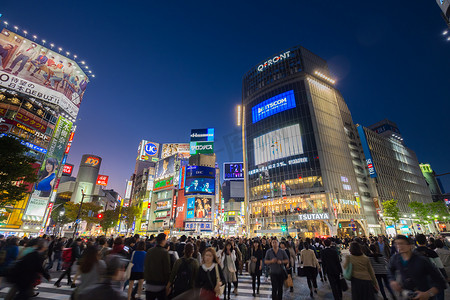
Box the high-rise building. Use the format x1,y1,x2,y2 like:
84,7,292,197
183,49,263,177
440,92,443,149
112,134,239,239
436,0,450,27
242,46,379,237
0,26,91,233
358,121,433,234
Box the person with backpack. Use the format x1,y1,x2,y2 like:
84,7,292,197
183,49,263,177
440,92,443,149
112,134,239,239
166,242,199,298
144,233,171,300
314,238,326,282
126,241,146,300
55,238,82,287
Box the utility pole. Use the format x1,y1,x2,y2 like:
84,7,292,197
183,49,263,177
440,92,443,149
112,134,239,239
72,189,86,238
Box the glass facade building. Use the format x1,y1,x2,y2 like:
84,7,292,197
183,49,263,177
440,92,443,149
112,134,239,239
242,46,380,237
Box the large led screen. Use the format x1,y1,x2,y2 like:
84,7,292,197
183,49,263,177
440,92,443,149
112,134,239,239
253,124,303,165
0,29,90,118
156,155,175,179
223,162,244,180
252,90,296,123
185,178,215,195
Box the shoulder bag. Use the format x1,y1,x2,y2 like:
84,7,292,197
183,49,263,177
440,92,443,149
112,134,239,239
215,264,225,296
124,251,135,280
343,256,352,280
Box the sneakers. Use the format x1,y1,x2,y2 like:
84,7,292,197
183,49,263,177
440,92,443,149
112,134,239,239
54,282,61,288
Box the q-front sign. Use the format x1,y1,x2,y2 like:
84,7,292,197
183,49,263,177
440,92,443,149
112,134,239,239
257,51,291,72
298,213,329,221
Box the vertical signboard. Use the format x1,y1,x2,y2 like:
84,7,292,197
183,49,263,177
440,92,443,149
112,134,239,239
24,116,72,223
357,126,378,178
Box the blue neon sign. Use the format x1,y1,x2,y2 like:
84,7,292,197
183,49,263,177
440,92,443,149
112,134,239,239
252,90,296,123
357,126,377,178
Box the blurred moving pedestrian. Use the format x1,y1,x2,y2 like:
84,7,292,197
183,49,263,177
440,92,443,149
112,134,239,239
127,241,146,300
55,238,81,287
343,242,378,300
144,233,171,300
72,245,106,299
368,244,396,300
321,239,343,300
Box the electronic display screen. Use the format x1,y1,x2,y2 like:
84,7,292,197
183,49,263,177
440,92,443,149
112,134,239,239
224,162,244,180
185,178,215,195
252,90,296,123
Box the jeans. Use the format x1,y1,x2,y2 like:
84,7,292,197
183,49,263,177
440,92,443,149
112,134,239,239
145,289,166,300
327,274,342,300
270,274,283,300
8,54,30,73
30,61,44,74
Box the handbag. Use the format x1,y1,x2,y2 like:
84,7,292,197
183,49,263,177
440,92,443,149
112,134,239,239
249,256,256,274
124,251,135,280
340,275,349,291
284,274,294,288
215,264,225,296
343,257,352,280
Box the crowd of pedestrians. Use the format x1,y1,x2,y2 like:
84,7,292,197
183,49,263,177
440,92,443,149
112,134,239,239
0,232,448,300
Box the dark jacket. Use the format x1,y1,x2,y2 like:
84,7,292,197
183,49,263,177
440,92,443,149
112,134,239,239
16,250,50,289
321,247,342,276
388,252,447,293
71,243,81,262
249,248,263,275
176,242,186,258
196,264,225,291
168,257,199,290
144,245,171,285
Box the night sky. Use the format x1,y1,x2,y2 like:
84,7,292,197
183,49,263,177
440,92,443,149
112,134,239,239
2,1,449,195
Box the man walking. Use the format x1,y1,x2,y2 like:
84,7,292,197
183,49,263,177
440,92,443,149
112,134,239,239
321,239,343,300
264,239,289,300
144,233,171,300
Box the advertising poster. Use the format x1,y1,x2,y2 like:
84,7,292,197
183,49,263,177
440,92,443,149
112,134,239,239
223,162,244,180
161,143,190,159
0,29,90,118
185,178,215,195
96,175,109,186
186,197,195,219
156,155,175,179
186,166,215,178
253,124,303,165
175,190,186,228
194,197,212,219
251,90,296,123
62,164,73,176
33,116,72,198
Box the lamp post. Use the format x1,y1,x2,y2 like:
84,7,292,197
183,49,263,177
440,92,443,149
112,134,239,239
72,189,86,238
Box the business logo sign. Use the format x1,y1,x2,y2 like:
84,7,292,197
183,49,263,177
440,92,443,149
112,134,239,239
252,90,296,123
357,126,378,178
62,164,74,176
298,213,329,221
84,156,100,167
257,50,291,72
190,141,214,155
186,166,215,178
125,180,133,199
184,222,212,231
154,177,174,191
223,162,244,180
144,142,158,156
190,128,215,142
96,175,109,186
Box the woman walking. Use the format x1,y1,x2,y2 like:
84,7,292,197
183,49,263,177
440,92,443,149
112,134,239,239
196,247,225,300
300,242,320,298
166,243,199,298
219,241,237,300
343,242,378,300
368,244,396,300
249,240,263,297
127,241,146,300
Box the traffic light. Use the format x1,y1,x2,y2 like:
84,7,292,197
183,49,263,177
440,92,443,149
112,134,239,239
338,223,342,228
281,224,287,232
97,213,103,219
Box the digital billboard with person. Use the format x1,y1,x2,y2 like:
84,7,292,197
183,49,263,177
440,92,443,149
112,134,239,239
194,197,212,218
34,157,58,197
184,178,215,195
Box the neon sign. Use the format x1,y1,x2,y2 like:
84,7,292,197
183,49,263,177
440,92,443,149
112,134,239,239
257,51,291,72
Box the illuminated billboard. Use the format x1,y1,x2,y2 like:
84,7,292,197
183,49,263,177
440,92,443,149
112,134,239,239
0,29,90,118
185,196,212,219
185,178,215,195
186,166,215,178
190,141,214,155
161,143,190,159
252,90,296,123
253,124,303,165
156,155,176,179
154,177,174,190
357,126,378,178
62,164,73,176
96,175,109,186
125,180,133,199
137,140,159,162
223,162,244,180
190,128,215,142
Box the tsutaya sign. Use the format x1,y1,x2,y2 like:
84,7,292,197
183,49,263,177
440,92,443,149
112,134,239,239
298,213,330,221
257,51,291,72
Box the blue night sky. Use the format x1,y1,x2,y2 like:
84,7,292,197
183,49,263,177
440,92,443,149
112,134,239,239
2,1,449,195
